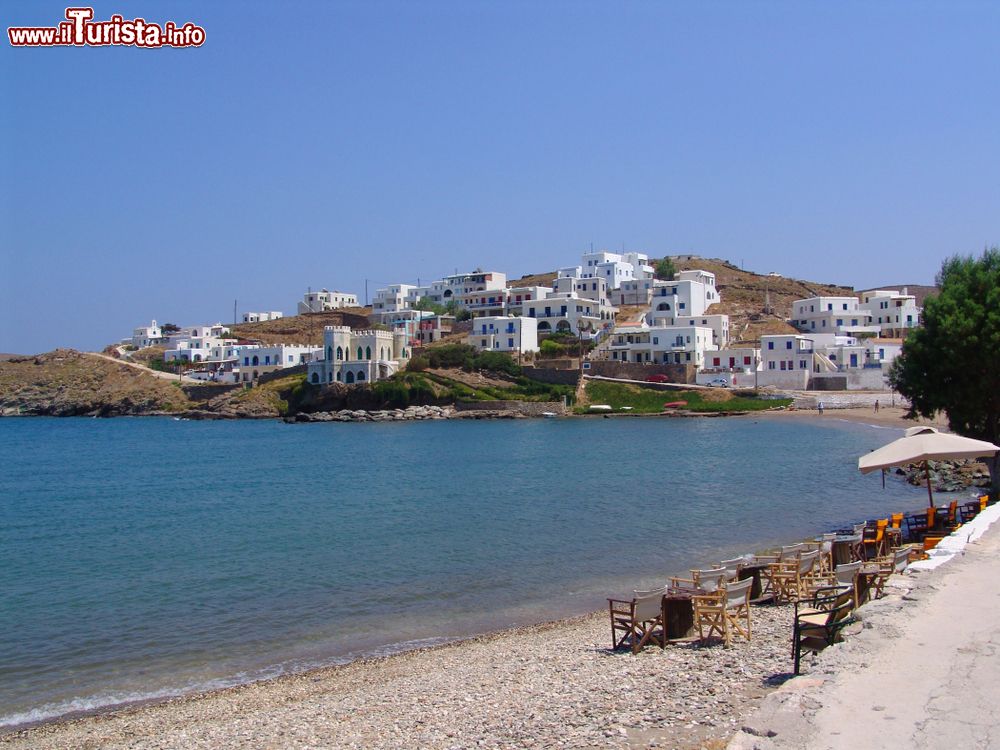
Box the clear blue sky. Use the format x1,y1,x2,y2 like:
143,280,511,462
2,1,998,354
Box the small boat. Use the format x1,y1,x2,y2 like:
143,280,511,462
662,401,687,409
541,411,558,419
588,404,613,412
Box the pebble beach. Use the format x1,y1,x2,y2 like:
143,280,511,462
2,605,797,750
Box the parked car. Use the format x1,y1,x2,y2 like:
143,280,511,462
645,374,670,383
707,377,730,388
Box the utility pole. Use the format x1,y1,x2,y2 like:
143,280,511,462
233,299,237,325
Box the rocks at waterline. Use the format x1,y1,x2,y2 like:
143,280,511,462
896,459,992,493
290,405,453,423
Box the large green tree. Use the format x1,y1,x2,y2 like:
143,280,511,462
889,247,1000,496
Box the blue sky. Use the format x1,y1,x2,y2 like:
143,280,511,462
2,1,998,354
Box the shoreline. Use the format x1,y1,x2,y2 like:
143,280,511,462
3,497,971,750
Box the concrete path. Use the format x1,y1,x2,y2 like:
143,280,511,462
729,520,1000,749
83,352,201,383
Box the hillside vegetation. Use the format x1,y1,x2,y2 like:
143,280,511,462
0,350,192,416
581,380,791,414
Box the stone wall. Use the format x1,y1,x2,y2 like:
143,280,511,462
521,366,580,386
585,361,695,383
455,400,567,416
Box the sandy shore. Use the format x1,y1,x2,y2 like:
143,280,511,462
759,403,950,430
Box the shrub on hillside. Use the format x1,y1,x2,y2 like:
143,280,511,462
473,351,521,377
407,355,430,372
426,344,479,369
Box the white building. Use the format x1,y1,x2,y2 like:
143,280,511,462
521,292,617,335
505,285,553,317
791,296,875,334
606,324,716,368
242,311,284,324
579,250,652,290
307,326,411,385
860,289,921,337
163,323,234,363
703,347,760,372
552,276,611,305
238,344,321,382
649,312,730,348
130,320,163,349
648,271,719,319
371,284,416,321
298,289,359,314
468,316,539,354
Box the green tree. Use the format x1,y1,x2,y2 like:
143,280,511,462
654,257,676,281
414,297,447,315
888,247,1000,497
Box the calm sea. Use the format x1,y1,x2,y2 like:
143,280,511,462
0,415,944,728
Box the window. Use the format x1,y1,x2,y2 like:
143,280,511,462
768,341,774,350
713,357,720,366
653,337,658,345
786,341,792,349
768,361,776,370
508,338,514,348
357,347,363,360
780,361,787,370
743,356,751,365
836,319,843,326
799,360,806,369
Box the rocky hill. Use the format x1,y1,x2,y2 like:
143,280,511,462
670,258,936,344
0,350,193,416
231,308,373,346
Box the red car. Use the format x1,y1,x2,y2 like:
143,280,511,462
645,374,670,383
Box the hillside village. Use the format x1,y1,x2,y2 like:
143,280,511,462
120,251,926,396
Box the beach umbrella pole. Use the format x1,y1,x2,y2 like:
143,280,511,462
925,460,934,507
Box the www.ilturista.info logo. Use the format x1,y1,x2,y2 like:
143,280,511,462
8,7,205,48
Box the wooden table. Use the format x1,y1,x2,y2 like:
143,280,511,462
662,590,699,640
738,563,768,602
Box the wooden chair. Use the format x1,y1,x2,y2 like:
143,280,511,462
718,558,744,583
942,500,961,533
868,548,912,599
693,577,753,648
670,567,726,593
811,560,862,605
905,512,929,543
792,589,856,674
771,550,820,603
962,500,981,523
608,590,667,654
862,519,888,560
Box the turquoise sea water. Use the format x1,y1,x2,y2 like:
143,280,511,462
0,415,943,728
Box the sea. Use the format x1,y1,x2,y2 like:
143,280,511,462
0,415,954,729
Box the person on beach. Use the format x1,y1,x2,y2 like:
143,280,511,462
818,401,824,415
874,399,880,413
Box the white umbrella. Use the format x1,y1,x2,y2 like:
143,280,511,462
858,426,999,506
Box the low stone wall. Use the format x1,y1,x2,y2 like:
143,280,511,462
521,366,580,386
181,383,241,402
586,361,694,383
455,400,567,416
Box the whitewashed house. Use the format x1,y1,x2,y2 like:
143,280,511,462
860,290,921,337
521,292,616,335
371,284,416,322
703,347,760,373
648,271,719,319
504,285,553,317
130,320,163,349
298,289,359,314
791,296,877,335
238,344,321,382
307,326,411,385
606,324,716,368
163,323,234,363
242,311,283,323
468,316,539,354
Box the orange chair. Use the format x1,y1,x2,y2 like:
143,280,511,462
980,495,989,512
862,519,888,560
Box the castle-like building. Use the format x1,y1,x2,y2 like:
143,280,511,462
306,326,411,385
